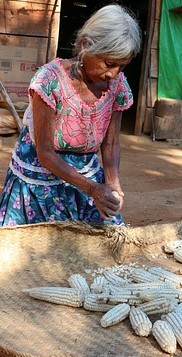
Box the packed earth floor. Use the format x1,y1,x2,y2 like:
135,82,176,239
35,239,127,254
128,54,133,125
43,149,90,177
0,132,182,228
0,132,182,357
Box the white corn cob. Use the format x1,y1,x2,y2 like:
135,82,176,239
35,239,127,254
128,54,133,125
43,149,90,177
138,298,179,315
112,190,120,199
174,248,182,263
109,191,120,220
68,273,90,294
23,286,84,307
109,285,133,293
162,311,182,348
109,282,175,294
97,292,142,306
164,239,182,253
138,288,182,302
127,299,143,306
148,267,182,287
152,320,176,354
129,268,160,284
175,302,182,314
103,270,126,286
83,294,112,312
100,303,130,327
129,306,152,337
90,276,110,294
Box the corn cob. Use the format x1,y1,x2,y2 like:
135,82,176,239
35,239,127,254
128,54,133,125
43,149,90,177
100,303,130,327
97,292,142,306
109,285,133,293
174,248,182,263
148,267,182,287
175,302,182,314
164,239,182,253
83,294,112,312
109,282,175,294
138,298,179,315
90,276,110,294
103,270,126,286
112,190,120,199
162,311,182,348
129,306,152,337
68,273,90,294
110,191,121,220
23,286,84,307
138,288,182,302
152,320,176,354
129,268,160,284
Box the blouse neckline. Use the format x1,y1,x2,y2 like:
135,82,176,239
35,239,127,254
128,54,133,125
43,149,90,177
53,58,118,108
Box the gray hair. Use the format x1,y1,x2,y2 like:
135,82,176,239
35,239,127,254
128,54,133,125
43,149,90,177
72,4,142,79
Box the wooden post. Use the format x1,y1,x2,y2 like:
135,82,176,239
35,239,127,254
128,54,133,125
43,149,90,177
134,0,156,135
0,81,22,133
46,0,59,62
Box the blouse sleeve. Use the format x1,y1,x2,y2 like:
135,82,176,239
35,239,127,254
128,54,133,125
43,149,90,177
113,72,133,112
28,63,62,113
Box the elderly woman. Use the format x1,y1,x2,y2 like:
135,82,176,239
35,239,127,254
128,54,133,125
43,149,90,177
0,4,141,226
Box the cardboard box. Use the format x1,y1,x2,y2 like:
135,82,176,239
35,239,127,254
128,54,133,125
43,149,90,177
0,45,39,103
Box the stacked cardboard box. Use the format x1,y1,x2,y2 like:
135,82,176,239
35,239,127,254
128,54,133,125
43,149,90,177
0,0,61,104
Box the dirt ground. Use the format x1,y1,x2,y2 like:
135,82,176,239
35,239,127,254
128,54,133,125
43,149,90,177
0,132,182,228
0,133,182,357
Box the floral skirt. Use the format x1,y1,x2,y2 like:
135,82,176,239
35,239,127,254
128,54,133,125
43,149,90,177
0,126,124,226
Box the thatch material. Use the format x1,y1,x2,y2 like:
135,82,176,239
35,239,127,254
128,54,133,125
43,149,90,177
0,220,182,357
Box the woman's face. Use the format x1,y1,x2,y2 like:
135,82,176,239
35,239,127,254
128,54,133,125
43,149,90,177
82,54,132,83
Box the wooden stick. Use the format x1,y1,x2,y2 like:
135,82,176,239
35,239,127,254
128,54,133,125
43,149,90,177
0,81,23,133
134,0,156,135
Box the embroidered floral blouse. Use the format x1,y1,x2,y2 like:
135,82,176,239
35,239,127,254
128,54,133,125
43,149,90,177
23,58,133,153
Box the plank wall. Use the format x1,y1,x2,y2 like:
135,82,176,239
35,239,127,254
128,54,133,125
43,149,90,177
0,0,61,66
143,0,161,134
135,0,161,135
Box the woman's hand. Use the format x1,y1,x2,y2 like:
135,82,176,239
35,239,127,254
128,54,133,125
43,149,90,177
90,183,124,220
112,186,124,210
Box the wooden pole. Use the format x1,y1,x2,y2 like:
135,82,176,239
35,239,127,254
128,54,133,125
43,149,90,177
134,0,156,135
0,81,23,133
46,0,59,62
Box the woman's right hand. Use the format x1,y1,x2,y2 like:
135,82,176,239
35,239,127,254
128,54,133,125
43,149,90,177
90,183,121,220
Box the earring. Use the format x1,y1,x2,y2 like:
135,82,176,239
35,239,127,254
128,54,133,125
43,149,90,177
78,55,83,67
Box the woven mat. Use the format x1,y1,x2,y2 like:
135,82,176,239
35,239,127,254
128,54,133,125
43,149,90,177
0,220,182,357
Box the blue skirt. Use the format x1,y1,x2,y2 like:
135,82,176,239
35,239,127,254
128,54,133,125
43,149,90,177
0,126,124,226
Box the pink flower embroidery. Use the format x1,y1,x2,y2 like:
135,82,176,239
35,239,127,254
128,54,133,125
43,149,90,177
36,69,56,87
62,114,88,147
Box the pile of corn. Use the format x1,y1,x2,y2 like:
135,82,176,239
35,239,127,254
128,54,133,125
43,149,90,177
23,262,182,355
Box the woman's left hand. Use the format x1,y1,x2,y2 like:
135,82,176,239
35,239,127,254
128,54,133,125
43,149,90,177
110,184,124,210
90,182,124,220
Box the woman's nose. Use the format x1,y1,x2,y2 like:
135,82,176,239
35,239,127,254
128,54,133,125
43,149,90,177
105,67,120,79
